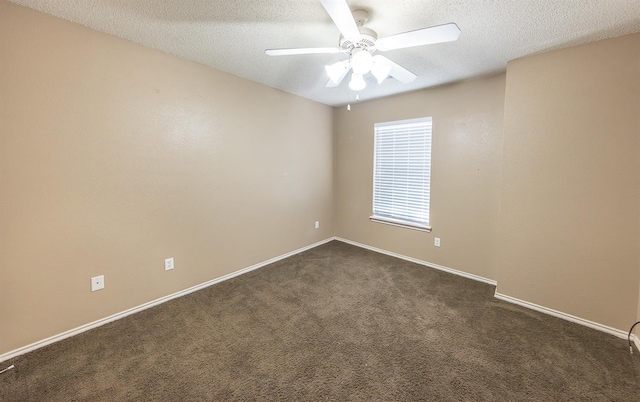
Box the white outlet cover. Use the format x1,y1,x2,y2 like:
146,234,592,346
165,257,174,271
435,238,441,247
315,221,320,229
91,275,104,292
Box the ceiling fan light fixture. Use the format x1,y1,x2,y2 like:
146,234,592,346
265,1,459,95
349,73,366,91
325,61,348,83
351,48,373,75
371,57,392,84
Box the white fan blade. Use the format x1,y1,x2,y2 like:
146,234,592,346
373,55,417,84
265,47,341,56
376,23,461,51
326,64,351,87
320,0,361,42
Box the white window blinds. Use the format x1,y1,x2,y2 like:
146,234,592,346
371,117,432,230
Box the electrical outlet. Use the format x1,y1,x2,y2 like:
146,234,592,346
315,221,320,229
91,275,104,292
165,257,174,271
434,238,441,247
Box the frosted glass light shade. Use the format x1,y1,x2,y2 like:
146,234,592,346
371,59,392,84
351,48,373,75
349,73,366,91
325,61,347,83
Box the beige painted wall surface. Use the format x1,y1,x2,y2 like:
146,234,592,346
638,84,640,340
637,276,640,338
0,2,334,355
498,33,640,332
637,283,640,337
334,75,506,280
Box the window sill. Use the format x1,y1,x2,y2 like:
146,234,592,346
369,216,432,232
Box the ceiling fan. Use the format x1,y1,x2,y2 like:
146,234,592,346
265,0,461,91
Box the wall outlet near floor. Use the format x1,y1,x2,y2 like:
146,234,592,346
434,238,441,247
165,257,174,271
91,275,104,292
315,221,320,229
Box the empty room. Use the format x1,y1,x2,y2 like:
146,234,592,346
1,0,640,400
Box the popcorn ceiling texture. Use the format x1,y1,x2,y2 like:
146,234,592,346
9,0,640,106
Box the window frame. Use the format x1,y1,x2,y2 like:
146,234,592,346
370,116,433,232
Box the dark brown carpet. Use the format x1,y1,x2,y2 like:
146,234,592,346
1,240,639,401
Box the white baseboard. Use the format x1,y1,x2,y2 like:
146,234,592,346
0,237,335,364
334,237,497,286
337,237,640,347
494,292,630,340
4,236,636,362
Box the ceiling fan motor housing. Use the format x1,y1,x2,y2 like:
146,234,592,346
264,2,458,88
339,27,378,53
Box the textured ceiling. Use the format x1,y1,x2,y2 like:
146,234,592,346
10,0,640,106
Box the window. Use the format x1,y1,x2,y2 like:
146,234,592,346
371,117,432,231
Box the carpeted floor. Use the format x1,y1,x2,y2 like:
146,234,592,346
1,240,639,400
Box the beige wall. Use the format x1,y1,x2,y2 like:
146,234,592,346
637,278,640,337
637,288,640,338
2,0,639,359
0,2,334,356
637,45,640,340
334,75,506,280
497,34,640,331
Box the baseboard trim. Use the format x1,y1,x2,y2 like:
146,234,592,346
334,237,497,286
0,237,335,363
4,236,635,362
336,238,639,345
494,292,629,340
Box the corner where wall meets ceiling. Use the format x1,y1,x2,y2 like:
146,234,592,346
8,0,640,106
